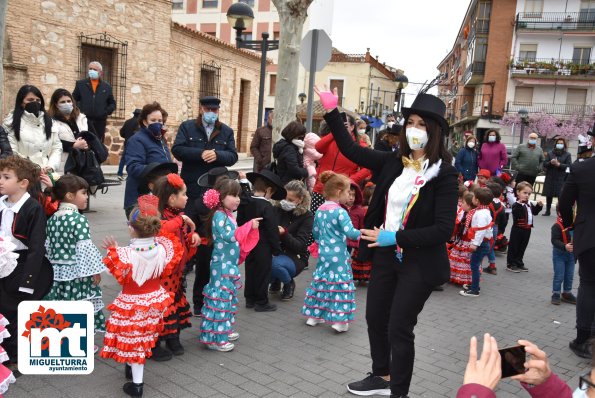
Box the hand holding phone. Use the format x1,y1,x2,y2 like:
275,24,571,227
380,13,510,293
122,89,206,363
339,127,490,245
499,345,526,378
510,340,552,386
340,112,347,123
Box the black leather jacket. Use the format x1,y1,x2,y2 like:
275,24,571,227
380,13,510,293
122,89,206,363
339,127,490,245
0,126,13,159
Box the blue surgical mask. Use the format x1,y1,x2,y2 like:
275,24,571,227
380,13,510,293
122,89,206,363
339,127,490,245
556,143,564,150
203,111,218,125
488,135,496,143
88,70,99,80
528,139,537,146
146,122,163,138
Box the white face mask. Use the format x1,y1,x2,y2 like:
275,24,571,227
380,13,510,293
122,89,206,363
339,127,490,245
280,199,297,211
467,141,476,149
387,121,395,128
357,129,366,135
572,387,588,398
406,127,428,150
488,135,496,143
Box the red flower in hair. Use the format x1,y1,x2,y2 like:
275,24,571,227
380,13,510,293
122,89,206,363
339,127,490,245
167,173,185,190
138,194,160,216
203,189,220,210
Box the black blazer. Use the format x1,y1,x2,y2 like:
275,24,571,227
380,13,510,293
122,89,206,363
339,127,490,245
72,78,116,120
559,156,595,260
237,195,282,260
324,109,458,286
276,207,314,276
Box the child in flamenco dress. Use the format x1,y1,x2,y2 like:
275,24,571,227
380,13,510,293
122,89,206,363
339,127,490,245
199,178,260,352
449,192,475,285
100,195,182,397
150,173,200,360
0,236,19,396
44,175,107,349
345,181,372,285
302,171,361,333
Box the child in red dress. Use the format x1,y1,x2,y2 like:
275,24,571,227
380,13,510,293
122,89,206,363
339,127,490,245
449,192,475,285
100,196,182,397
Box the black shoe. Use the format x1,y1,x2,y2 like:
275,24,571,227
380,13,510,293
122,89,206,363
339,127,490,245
506,266,521,273
346,372,390,396
254,303,277,312
165,337,185,356
281,280,295,301
123,382,144,397
569,339,592,359
433,285,444,292
562,292,577,304
517,266,529,272
150,341,173,361
543,211,551,216
245,301,255,309
483,266,497,275
269,280,281,294
125,364,132,380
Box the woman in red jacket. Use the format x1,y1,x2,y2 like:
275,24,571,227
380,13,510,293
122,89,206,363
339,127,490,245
311,115,371,212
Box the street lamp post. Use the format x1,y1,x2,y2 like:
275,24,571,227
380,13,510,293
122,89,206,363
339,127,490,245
518,108,529,144
394,74,409,118
227,2,279,128
298,93,307,104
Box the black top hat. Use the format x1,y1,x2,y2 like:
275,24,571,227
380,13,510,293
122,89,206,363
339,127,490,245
246,169,287,201
133,108,141,116
401,94,449,135
578,145,593,155
138,162,178,195
385,124,401,136
199,96,221,109
197,167,239,188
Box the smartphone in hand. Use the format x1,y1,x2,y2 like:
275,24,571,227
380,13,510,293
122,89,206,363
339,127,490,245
499,345,526,378
340,112,347,123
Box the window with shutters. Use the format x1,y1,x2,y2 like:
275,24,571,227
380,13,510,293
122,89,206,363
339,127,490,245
519,44,537,61
524,0,543,17
199,61,221,99
573,47,592,64
203,0,218,8
172,0,183,10
567,89,587,105
329,79,344,107
580,0,595,21
513,87,533,105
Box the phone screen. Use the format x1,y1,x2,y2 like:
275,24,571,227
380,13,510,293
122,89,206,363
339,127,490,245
499,345,526,378
340,112,347,123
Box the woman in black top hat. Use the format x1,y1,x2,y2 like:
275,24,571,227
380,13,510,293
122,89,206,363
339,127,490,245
315,86,457,398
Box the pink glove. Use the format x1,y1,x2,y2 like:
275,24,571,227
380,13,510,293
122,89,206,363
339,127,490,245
319,90,338,111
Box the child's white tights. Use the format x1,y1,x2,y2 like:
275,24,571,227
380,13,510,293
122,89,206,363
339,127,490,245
129,363,144,384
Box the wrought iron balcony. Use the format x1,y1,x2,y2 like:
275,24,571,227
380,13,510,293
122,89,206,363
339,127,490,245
463,61,486,86
516,12,595,31
510,58,595,78
506,102,595,117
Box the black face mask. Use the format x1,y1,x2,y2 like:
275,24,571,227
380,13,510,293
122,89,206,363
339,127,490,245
24,101,41,117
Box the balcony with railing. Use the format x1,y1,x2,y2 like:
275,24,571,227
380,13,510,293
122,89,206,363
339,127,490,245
510,58,595,79
506,102,595,117
515,12,595,31
463,61,486,86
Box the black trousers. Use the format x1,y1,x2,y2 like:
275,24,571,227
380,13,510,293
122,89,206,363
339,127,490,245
88,118,107,144
507,226,531,268
366,247,434,395
515,173,536,187
576,248,595,343
192,244,213,313
244,248,272,306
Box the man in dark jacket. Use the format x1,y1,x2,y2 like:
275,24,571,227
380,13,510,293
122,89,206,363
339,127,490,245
250,110,273,172
72,61,117,143
559,129,595,359
172,96,238,219
117,108,141,180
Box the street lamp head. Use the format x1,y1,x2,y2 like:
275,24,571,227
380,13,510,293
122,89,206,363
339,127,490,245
226,2,254,31
395,74,409,90
298,92,307,104
518,108,529,122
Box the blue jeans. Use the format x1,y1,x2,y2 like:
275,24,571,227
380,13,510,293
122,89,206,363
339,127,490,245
470,240,491,292
552,248,575,294
271,255,296,284
487,225,497,263
117,145,127,176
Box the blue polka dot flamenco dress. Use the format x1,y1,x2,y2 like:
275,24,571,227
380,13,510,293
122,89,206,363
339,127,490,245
301,201,361,332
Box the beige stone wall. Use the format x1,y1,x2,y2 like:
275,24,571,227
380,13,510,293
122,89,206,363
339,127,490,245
3,0,261,163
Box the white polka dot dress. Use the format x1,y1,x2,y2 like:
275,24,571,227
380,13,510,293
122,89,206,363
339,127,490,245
301,202,361,324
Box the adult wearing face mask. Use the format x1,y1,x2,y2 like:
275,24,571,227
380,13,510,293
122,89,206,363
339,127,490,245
478,129,507,175
3,85,62,173
455,136,479,181
542,138,572,216
123,102,172,216
271,180,314,300
272,121,309,185
72,61,116,144
172,96,238,220
315,87,458,398
511,132,545,186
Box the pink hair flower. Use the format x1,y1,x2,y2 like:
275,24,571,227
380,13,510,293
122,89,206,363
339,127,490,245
203,189,220,210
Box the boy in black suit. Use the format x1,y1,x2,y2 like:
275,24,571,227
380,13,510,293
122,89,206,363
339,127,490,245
0,156,54,365
238,170,285,312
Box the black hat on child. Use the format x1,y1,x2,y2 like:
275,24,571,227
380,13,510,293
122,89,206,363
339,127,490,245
246,169,287,201
401,94,450,135
138,162,178,195
197,167,239,188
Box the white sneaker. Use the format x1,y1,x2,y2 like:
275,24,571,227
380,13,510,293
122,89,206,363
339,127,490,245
306,317,324,327
207,342,235,352
228,331,239,341
332,323,349,333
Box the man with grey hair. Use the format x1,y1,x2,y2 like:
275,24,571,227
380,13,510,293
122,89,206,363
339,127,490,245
510,132,545,186
73,61,116,143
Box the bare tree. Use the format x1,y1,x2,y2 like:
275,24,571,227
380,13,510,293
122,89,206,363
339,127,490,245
271,0,314,142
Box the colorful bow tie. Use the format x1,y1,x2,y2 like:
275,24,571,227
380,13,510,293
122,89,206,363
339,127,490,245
402,156,423,172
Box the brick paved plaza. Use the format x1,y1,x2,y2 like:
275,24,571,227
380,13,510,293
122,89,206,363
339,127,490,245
6,183,589,398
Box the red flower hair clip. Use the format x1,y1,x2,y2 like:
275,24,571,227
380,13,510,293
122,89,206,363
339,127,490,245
203,189,220,210
167,173,185,190
137,194,160,217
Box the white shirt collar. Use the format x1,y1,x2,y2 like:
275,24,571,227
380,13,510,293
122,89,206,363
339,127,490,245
0,192,31,214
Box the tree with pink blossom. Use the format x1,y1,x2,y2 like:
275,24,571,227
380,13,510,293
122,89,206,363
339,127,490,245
500,111,594,141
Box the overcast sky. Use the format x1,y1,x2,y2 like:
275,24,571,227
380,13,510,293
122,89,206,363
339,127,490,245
328,0,471,105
